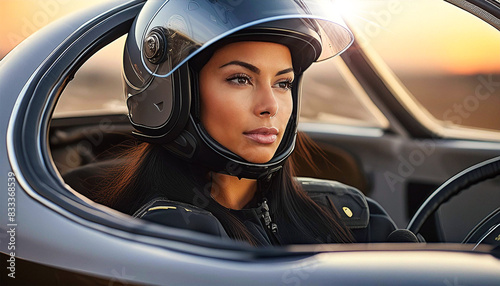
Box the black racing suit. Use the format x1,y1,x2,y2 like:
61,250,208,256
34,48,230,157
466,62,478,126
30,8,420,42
133,179,375,245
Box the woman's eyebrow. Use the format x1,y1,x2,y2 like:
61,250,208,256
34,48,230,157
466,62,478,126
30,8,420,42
220,61,294,77
219,61,260,74
276,68,294,76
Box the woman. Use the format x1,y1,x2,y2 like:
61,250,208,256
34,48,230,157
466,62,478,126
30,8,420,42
100,0,355,246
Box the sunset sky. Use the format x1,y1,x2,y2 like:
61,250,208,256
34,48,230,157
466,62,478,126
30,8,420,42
0,0,103,57
1,0,499,75
338,0,500,75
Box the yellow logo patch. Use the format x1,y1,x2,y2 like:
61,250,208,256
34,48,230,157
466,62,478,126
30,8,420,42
343,207,353,218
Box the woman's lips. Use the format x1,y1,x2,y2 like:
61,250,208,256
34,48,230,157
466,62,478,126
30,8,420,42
243,127,279,144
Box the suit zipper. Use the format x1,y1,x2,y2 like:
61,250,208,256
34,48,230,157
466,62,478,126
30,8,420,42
258,198,281,245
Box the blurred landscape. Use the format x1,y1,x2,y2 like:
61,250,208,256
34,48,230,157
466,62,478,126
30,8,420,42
300,54,500,132
401,73,500,131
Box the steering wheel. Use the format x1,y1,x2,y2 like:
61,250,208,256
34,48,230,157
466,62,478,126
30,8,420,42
407,156,500,244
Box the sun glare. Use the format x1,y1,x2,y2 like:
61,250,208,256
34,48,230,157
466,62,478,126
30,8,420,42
335,0,363,17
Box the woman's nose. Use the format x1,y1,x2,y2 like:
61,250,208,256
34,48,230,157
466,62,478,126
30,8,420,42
255,85,279,118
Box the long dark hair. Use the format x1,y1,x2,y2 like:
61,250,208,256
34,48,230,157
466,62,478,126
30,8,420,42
95,132,353,245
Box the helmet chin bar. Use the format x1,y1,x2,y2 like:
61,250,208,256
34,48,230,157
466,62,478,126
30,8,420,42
163,115,297,180
133,114,297,180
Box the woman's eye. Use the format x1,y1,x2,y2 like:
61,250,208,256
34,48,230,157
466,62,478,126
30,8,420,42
275,79,293,91
226,74,252,86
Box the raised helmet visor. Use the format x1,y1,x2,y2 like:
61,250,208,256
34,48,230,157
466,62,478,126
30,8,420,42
125,0,353,89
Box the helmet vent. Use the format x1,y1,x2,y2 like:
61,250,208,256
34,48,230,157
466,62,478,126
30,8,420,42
154,101,164,112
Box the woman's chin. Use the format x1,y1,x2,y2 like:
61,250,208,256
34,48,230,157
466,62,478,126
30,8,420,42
234,145,279,164
241,154,275,164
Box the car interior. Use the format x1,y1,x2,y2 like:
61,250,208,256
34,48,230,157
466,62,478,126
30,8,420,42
52,113,399,243
42,0,500,248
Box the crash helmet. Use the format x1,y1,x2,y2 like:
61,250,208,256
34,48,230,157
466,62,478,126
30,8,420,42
123,0,353,179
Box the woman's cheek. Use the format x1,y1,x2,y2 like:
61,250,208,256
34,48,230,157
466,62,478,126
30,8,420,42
281,97,293,119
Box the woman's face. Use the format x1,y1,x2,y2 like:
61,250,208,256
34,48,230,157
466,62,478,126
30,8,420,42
199,41,294,164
